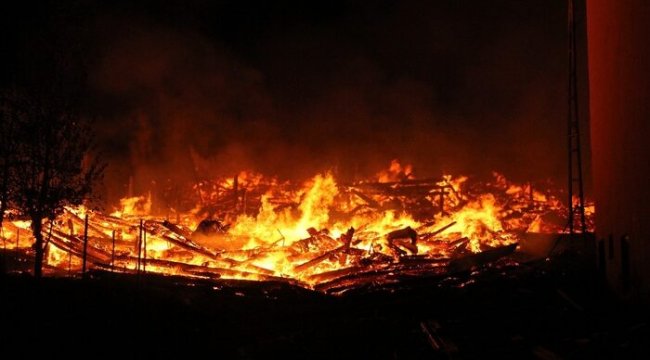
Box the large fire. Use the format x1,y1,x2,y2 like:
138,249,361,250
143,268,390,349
0,160,594,290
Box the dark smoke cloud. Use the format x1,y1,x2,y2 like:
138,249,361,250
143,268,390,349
90,22,281,201
3,0,588,205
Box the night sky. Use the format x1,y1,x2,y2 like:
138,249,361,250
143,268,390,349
0,0,589,202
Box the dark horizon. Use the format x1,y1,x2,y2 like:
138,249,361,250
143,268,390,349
0,0,590,205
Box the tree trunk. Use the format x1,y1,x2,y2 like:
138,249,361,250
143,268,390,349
32,216,44,278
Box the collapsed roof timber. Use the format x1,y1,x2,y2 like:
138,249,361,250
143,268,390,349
0,165,594,292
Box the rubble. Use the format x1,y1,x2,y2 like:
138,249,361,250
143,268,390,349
0,167,594,291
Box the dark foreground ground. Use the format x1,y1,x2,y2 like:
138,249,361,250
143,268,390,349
1,249,649,359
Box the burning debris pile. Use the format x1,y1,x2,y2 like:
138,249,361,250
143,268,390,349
1,161,594,292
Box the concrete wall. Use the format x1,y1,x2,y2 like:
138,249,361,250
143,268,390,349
587,0,650,302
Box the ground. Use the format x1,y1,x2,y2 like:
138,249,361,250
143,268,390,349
1,250,648,359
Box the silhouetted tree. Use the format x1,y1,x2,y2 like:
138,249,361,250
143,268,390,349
0,0,104,276
7,89,104,277
0,90,20,233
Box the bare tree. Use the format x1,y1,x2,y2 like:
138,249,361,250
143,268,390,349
0,91,20,234
8,90,104,277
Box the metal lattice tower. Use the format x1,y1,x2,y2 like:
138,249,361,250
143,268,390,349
567,0,587,235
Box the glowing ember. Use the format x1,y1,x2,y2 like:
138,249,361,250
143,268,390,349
0,161,594,288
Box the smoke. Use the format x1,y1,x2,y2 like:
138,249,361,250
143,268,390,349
82,0,578,205
90,23,279,202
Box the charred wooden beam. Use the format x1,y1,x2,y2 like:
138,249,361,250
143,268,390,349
419,221,457,240
82,214,89,275
159,233,219,259
350,189,381,208
294,245,347,272
127,256,300,285
447,243,518,273
387,226,418,255
64,209,110,239
313,261,449,293
307,266,365,283
47,230,110,265
339,227,355,249
398,255,448,265
161,220,193,239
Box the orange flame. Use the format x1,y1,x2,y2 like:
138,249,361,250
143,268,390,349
0,161,594,287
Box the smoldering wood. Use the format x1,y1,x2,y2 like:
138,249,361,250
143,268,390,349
387,227,418,243
448,237,469,248
136,219,142,273
313,243,518,293
350,189,381,208
445,237,471,257
161,220,193,239
419,221,457,240
46,229,110,265
159,233,220,259
387,226,418,255
193,219,229,237
82,214,89,275
307,266,365,283
117,256,302,285
89,211,133,227
447,243,518,273
314,262,449,293
0,173,546,292
36,219,521,294
65,209,110,240
339,227,355,249
399,255,448,265
111,230,116,271
289,233,340,254
143,227,147,273
293,241,365,273
294,245,348,272
42,221,54,251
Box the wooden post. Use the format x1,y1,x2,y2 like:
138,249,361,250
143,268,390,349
142,228,147,273
242,189,247,215
437,189,447,215
43,222,53,266
111,230,116,272
137,219,143,273
68,221,73,275
82,214,89,276
1,226,4,250
233,174,239,213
